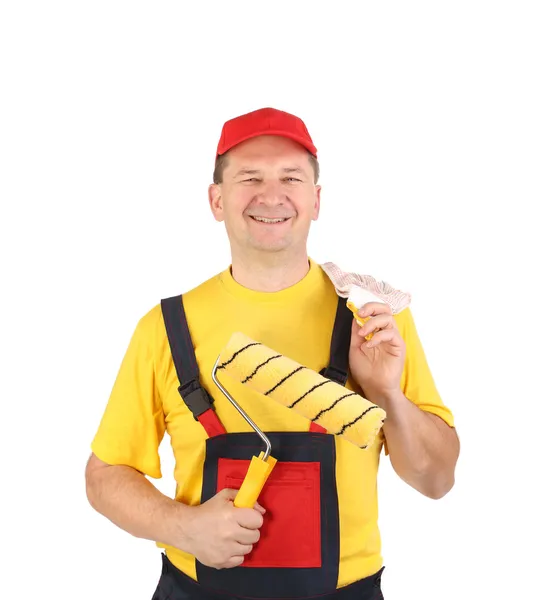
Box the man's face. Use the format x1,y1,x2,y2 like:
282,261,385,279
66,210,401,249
208,135,321,256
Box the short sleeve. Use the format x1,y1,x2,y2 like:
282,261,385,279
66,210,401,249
398,306,455,426
383,306,455,455
91,309,166,479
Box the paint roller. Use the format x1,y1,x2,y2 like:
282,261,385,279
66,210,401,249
211,332,386,508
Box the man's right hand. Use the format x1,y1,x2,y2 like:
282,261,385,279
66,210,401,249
177,488,266,569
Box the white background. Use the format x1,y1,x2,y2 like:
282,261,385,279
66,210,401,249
1,1,543,598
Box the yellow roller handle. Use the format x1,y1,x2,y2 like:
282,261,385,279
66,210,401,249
233,452,277,508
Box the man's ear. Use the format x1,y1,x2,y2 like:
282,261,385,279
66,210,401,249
312,185,321,220
208,184,224,222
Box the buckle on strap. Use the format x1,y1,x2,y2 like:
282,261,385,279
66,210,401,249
178,379,215,420
319,365,348,386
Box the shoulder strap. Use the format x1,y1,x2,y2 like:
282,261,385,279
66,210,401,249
160,295,226,438
310,296,353,433
319,295,353,386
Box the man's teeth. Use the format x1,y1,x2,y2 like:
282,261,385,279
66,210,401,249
252,217,288,223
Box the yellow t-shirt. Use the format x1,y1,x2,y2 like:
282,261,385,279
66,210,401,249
91,258,455,588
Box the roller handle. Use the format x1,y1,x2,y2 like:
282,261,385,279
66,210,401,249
233,453,277,508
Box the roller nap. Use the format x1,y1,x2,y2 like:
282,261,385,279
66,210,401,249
217,332,386,449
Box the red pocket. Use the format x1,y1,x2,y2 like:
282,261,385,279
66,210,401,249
217,458,321,568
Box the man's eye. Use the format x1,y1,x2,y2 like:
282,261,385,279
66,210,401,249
243,178,260,182
285,177,302,182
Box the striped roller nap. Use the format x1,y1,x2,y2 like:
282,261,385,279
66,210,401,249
217,332,386,449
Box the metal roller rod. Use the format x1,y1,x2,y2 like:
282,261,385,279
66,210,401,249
211,356,271,461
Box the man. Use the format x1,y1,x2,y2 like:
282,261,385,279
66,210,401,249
85,107,459,600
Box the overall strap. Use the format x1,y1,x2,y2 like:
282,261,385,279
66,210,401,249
320,295,352,386
310,295,353,434
161,295,226,438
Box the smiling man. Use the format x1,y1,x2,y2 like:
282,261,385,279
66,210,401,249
209,127,321,292
86,107,459,600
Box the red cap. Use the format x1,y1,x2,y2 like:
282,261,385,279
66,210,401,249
216,107,317,158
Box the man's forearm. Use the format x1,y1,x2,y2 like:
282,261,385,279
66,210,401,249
368,389,459,499
86,463,191,550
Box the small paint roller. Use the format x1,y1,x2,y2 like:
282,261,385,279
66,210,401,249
346,284,389,340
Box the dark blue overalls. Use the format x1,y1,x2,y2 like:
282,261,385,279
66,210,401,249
154,294,385,600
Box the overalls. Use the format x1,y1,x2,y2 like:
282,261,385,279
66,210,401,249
155,294,385,600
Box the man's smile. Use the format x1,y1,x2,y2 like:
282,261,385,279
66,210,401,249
248,216,292,224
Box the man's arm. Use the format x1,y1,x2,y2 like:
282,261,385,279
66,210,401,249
85,452,190,549
369,389,460,499
85,453,266,569
349,301,459,499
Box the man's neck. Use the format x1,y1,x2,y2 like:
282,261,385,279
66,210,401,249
230,251,311,293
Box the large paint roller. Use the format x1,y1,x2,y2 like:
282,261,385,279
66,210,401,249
211,332,386,508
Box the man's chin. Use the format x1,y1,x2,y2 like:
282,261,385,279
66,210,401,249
249,240,291,253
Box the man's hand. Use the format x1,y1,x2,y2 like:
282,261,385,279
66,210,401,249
178,488,265,569
348,302,406,402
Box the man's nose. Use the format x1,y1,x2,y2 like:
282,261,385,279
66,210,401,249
255,180,286,204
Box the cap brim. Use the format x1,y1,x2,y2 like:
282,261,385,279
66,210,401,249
217,129,317,157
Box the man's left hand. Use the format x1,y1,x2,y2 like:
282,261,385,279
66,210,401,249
348,302,406,401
